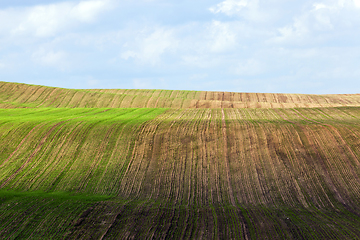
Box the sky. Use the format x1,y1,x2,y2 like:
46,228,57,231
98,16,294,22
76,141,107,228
1,0,360,93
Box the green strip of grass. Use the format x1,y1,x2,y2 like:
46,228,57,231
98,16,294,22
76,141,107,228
0,189,114,202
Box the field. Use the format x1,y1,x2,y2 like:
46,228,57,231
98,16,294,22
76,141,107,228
2,81,360,239
2,81,360,109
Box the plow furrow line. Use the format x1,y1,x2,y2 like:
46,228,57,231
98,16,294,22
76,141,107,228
246,120,273,205
204,109,221,204
10,121,75,190
150,110,187,201
35,88,57,107
20,122,81,190
233,109,259,205
221,109,236,206
119,110,173,197
192,109,211,205
9,84,31,103
256,123,289,206
195,109,211,205
301,128,347,208
47,121,99,192
133,111,177,198
230,109,251,204
274,109,337,208
31,121,84,190
291,109,360,203
22,86,44,105
0,124,41,169
315,128,360,200
0,121,66,188
281,124,315,208
95,124,139,194
167,109,202,204
145,90,155,108
77,126,117,191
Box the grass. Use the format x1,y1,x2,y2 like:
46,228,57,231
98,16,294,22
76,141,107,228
0,189,113,203
0,190,114,239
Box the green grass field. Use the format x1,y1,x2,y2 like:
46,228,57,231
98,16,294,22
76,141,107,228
2,82,360,239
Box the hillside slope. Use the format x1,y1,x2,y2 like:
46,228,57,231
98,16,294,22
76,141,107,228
2,81,360,109
1,82,360,239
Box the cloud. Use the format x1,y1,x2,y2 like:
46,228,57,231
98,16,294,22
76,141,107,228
269,0,360,45
271,17,309,44
209,0,250,16
32,47,68,68
355,0,360,7
118,19,242,68
0,0,113,37
73,0,111,22
121,28,178,65
1,0,360,94
208,20,237,52
209,0,274,23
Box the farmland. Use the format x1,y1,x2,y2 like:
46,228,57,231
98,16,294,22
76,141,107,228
2,82,360,239
2,81,360,109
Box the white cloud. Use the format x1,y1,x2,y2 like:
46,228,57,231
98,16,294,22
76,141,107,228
121,28,178,65
313,3,329,10
73,0,111,22
0,0,113,37
354,0,360,7
270,0,360,45
208,21,237,52
271,17,309,44
1,0,360,94
314,0,360,9
32,47,68,68
209,0,273,22
209,0,250,16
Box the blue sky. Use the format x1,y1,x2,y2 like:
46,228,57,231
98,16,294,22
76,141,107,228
1,0,360,93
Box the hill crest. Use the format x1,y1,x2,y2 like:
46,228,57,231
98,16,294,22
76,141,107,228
1,81,360,109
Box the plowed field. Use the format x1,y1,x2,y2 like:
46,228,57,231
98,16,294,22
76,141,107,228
2,82,360,239
2,81,360,109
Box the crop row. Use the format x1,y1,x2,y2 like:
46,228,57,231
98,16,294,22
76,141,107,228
2,107,360,238
2,81,360,109
1,191,360,239
0,190,111,239
1,108,360,208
